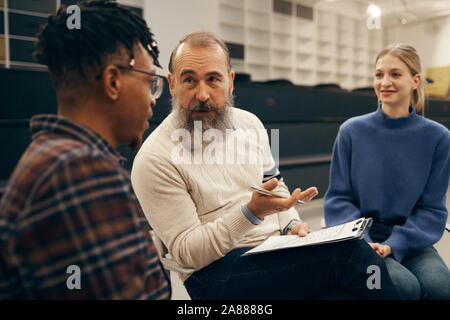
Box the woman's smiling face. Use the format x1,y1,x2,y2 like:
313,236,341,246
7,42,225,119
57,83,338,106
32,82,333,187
373,54,420,109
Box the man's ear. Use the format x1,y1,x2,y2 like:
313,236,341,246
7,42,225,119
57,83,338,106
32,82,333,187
167,73,175,97
229,70,235,95
102,65,121,101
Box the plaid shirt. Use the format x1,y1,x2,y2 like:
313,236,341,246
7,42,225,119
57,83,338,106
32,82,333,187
0,115,170,299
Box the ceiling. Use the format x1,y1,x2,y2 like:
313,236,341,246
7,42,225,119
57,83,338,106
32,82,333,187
313,0,450,26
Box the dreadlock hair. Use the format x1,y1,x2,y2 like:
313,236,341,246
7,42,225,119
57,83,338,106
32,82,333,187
34,0,160,90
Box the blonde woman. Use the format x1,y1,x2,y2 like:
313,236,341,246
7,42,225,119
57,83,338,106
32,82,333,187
324,44,450,300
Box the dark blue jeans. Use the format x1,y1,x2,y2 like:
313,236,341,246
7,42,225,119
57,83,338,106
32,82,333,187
369,221,450,300
184,239,399,300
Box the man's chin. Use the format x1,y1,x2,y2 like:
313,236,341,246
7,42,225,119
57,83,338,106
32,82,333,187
128,136,143,152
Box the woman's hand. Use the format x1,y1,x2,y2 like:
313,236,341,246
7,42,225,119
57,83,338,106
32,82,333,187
368,242,392,258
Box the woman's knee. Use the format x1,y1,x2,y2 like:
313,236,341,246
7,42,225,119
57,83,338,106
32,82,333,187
415,268,450,299
384,257,421,300
404,248,450,299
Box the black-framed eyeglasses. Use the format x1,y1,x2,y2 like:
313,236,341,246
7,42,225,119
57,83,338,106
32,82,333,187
96,58,165,99
115,63,165,99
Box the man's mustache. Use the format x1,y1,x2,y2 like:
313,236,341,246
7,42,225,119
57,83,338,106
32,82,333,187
188,101,219,113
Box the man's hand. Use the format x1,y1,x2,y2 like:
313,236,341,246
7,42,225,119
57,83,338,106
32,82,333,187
247,178,318,219
287,222,312,237
368,242,392,258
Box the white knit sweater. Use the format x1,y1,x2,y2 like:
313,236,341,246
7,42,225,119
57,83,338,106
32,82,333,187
131,107,300,280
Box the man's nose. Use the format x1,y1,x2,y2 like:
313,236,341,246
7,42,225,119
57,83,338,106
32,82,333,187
150,94,157,106
195,81,210,102
148,97,156,119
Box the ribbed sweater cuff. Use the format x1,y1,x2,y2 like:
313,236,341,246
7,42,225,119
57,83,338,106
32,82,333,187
383,232,409,263
241,204,264,225
225,207,257,241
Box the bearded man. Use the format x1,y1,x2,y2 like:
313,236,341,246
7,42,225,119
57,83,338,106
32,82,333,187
130,32,400,300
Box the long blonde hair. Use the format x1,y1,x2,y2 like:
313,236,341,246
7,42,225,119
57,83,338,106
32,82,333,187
375,44,425,116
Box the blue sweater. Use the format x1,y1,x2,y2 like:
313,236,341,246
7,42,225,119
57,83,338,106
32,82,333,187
324,105,450,262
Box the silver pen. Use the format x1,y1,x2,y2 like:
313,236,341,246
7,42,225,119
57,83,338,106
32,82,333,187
250,186,305,205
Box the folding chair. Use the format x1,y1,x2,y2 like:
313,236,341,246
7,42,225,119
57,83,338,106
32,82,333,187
151,231,195,277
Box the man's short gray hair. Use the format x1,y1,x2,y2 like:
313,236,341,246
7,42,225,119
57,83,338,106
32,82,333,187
168,31,231,73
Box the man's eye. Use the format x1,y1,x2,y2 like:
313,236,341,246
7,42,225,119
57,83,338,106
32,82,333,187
183,77,194,83
209,76,219,82
392,73,401,77
375,73,382,78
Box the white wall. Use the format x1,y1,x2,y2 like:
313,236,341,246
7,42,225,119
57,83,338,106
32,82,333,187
384,15,450,70
137,1,450,75
144,0,219,75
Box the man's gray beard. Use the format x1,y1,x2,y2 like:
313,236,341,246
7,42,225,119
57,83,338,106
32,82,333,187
170,94,234,134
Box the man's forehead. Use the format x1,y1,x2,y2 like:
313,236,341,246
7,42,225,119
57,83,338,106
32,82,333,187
175,42,186,58
173,43,227,74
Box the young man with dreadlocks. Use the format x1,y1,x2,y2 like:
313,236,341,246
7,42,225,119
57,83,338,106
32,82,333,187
0,1,169,299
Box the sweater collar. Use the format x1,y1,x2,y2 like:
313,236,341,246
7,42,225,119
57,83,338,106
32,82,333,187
374,104,417,129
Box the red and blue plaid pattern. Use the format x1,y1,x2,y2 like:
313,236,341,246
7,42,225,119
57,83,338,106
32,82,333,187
0,115,170,299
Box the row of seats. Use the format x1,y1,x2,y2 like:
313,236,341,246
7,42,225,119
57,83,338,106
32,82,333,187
1,68,449,199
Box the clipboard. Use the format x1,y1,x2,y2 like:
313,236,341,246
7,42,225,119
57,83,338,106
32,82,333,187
242,217,373,256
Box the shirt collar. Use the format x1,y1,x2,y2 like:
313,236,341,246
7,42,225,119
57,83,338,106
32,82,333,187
30,114,125,162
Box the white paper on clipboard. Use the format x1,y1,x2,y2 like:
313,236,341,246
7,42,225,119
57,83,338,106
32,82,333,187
242,217,373,256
